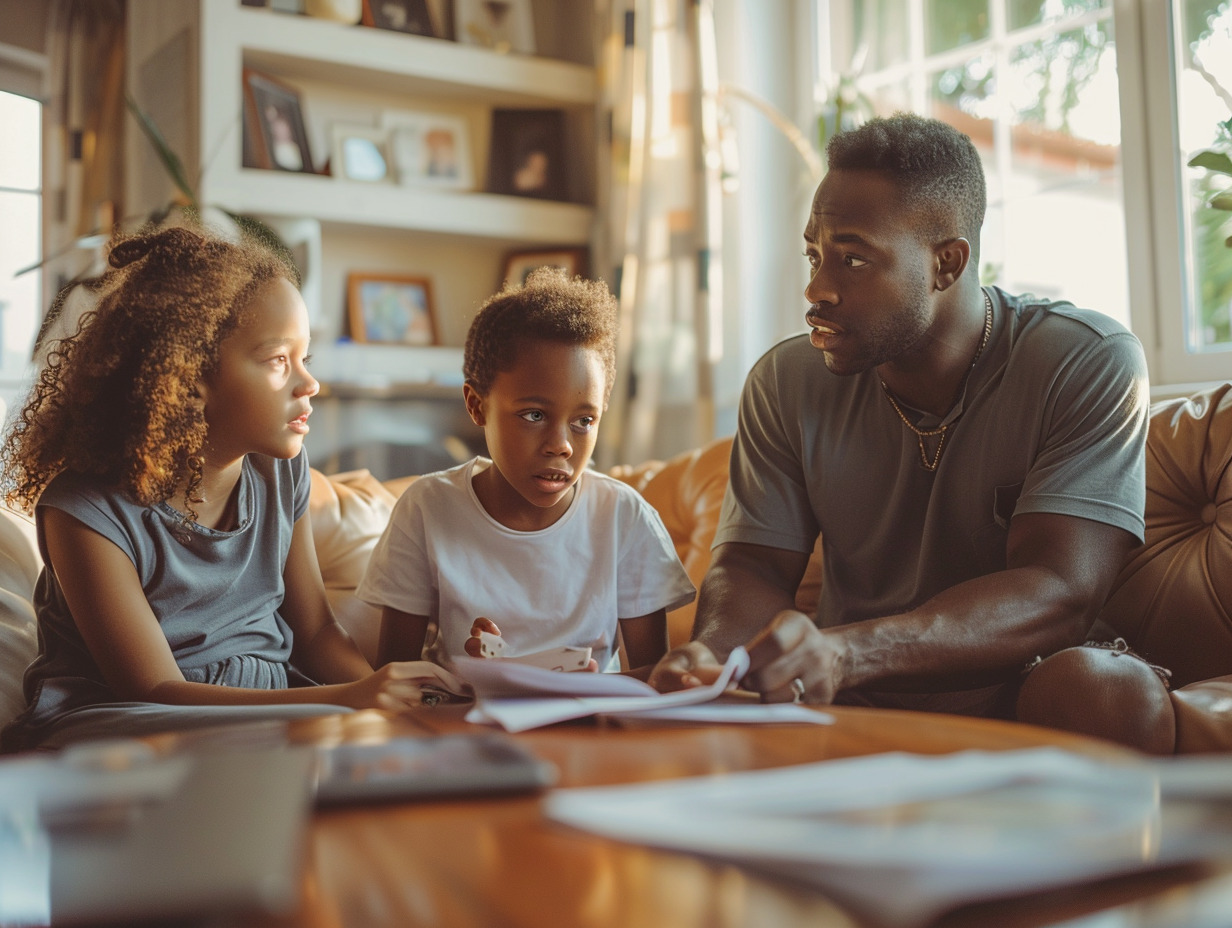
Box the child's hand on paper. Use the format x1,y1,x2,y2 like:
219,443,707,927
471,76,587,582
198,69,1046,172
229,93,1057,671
647,641,725,692
465,617,501,658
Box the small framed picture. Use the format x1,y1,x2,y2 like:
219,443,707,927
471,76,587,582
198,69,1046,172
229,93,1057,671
242,69,315,173
383,111,473,190
347,272,437,345
486,108,567,201
502,248,588,287
330,124,392,183
454,0,534,54
361,0,435,35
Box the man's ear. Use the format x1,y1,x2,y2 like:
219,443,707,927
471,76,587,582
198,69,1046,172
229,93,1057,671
933,237,972,291
463,383,486,427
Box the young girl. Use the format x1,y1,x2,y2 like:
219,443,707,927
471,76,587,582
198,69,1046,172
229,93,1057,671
0,226,458,753
358,268,695,676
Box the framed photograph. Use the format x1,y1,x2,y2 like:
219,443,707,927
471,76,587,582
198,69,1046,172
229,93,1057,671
361,0,435,35
383,111,473,190
347,272,437,345
454,0,534,54
242,69,315,173
502,248,588,287
486,108,567,201
330,124,392,183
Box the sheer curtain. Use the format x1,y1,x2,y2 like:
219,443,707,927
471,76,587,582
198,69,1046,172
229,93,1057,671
595,0,723,469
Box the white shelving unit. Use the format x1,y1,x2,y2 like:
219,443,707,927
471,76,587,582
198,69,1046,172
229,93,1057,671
125,0,602,477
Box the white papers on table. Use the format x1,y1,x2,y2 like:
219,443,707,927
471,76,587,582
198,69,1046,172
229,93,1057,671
458,647,832,731
545,747,1223,928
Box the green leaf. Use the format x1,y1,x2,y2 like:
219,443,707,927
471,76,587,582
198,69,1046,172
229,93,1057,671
1212,192,1232,211
1188,150,1232,175
126,94,198,208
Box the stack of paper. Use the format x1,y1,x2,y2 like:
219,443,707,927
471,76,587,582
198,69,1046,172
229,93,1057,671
544,747,1232,927
453,647,833,731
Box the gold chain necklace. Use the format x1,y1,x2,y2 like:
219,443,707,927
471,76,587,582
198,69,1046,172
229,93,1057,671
880,290,994,472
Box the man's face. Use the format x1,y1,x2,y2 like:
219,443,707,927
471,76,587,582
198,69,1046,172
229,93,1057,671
802,169,939,376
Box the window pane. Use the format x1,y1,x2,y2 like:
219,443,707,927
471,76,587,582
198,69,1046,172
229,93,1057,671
0,91,41,191
841,0,910,73
0,90,41,387
1009,0,1106,31
0,191,40,374
1177,0,1232,352
925,0,989,55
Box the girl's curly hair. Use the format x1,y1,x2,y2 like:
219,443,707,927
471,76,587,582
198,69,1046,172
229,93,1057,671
1,225,298,516
463,267,618,404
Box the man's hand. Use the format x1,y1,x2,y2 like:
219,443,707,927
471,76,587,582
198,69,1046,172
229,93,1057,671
744,610,846,704
647,641,725,692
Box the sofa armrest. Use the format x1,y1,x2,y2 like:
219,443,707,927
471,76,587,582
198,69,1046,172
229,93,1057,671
1171,675,1232,753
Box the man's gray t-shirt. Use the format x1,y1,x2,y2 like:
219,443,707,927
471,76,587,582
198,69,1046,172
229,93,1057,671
716,287,1149,630
3,452,311,750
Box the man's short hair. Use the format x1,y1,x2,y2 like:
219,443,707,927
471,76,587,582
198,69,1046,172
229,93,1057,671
826,113,986,256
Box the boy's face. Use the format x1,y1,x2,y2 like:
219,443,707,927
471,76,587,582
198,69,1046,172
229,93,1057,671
464,339,606,531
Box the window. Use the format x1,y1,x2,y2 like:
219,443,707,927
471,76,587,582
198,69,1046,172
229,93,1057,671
0,88,41,405
815,0,1232,388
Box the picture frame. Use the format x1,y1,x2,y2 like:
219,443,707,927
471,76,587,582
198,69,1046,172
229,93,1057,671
454,0,534,54
486,108,567,201
347,272,437,345
242,69,315,173
361,0,436,36
382,110,473,190
329,124,392,183
501,248,589,288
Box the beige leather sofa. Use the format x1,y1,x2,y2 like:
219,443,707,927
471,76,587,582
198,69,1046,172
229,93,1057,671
2,385,1229,752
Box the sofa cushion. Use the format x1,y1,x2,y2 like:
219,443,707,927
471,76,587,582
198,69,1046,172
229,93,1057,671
0,506,42,730
308,468,404,666
1096,383,1232,688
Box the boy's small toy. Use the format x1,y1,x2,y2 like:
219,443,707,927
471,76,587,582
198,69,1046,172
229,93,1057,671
477,631,591,671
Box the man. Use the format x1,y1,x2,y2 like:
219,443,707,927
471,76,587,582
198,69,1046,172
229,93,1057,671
649,113,1175,752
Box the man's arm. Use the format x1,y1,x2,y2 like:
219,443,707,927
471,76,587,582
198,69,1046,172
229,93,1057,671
648,540,809,692
746,512,1137,702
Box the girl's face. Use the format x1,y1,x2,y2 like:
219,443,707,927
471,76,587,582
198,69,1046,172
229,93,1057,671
200,276,319,465
464,339,606,531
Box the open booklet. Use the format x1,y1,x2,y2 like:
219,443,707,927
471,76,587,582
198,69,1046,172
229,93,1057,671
450,647,832,732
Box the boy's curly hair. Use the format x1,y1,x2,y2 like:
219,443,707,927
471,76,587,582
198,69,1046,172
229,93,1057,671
1,224,297,516
463,267,618,404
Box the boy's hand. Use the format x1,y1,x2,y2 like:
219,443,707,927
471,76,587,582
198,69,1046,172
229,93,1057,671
465,617,502,658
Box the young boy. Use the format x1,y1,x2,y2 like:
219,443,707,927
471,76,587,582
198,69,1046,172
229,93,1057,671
357,268,695,676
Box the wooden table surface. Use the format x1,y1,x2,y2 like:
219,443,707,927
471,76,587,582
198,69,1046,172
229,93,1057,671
228,704,1223,928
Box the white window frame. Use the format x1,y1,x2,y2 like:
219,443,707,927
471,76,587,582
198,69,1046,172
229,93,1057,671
0,41,46,408
812,0,1232,395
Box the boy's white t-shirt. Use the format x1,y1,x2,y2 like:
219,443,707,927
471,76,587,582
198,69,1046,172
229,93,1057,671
356,457,696,670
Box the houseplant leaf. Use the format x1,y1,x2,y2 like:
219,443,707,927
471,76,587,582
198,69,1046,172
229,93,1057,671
126,94,198,209
1188,149,1232,176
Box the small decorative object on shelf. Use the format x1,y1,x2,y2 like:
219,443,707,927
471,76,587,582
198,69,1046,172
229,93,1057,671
486,108,567,201
455,0,534,54
383,110,474,190
330,124,393,183
501,248,588,287
348,272,438,345
361,0,436,35
242,69,315,173
305,0,363,23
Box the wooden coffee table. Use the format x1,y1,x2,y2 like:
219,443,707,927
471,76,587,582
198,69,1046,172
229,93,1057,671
219,703,1230,928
